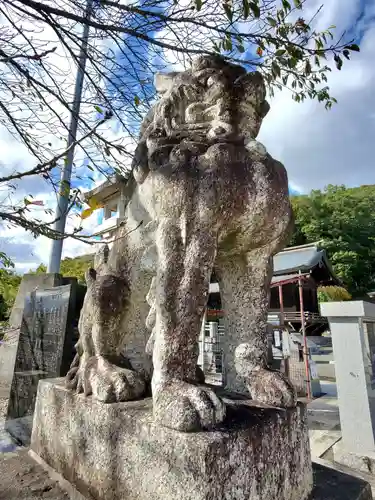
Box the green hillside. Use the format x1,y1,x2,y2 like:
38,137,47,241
289,184,375,296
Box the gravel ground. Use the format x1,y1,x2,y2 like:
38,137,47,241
0,449,70,500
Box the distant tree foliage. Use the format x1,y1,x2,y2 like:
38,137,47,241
317,285,352,303
0,269,22,321
290,185,375,297
34,254,94,284
0,254,94,321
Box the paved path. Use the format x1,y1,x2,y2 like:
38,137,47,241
307,380,342,459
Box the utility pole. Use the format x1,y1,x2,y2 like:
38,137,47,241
298,271,312,399
48,0,93,273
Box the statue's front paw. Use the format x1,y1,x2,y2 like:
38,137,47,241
67,355,146,403
248,368,297,408
153,380,226,431
88,356,146,403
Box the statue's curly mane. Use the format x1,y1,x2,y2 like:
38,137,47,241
131,55,269,187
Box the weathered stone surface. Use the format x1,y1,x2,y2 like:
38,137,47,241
9,273,62,328
66,55,296,433
2,285,75,444
0,327,21,420
311,460,372,499
332,439,375,477
321,301,375,456
31,379,312,500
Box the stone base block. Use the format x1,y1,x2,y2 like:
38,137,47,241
333,439,375,476
31,379,313,500
312,459,372,499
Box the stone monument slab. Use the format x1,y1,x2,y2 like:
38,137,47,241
9,273,62,328
3,285,75,444
31,378,313,500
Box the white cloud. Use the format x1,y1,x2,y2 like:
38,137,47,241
259,0,375,192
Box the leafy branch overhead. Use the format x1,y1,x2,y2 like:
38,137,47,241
0,0,361,249
193,0,360,108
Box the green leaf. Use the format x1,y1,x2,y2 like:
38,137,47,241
267,16,277,27
134,95,140,106
87,165,94,171
282,0,291,12
334,54,343,70
249,2,260,18
343,49,350,60
346,44,360,52
242,0,250,19
94,105,103,114
271,61,281,77
212,42,220,53
275,49,286,56
305,59,312,75
224,4,233,22
293,0,302,7
195,0,202,11
237,44,245,53
288,57,298,68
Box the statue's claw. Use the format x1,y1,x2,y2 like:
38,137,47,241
153,379,226,431
67,355,146,403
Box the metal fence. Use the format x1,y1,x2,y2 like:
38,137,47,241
198,319,224,386
197,313,318,396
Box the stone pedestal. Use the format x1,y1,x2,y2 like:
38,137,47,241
31,379,313,500
321,301,375,471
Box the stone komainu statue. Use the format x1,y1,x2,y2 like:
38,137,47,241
66,55,296,432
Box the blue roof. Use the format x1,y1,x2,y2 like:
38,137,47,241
273,244,337,280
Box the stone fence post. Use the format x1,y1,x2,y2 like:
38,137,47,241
321,301,375,468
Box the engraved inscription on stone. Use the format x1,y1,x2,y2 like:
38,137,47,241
5,284,72,431
30,285,71,375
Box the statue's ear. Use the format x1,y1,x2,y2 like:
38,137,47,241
132,140,149,185
154,72,179,95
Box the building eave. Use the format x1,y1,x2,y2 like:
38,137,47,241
83,174,129,204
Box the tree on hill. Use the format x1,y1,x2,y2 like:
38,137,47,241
0,0,360,263
0,268,22,321
33,254,94,284
290,184,375,296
